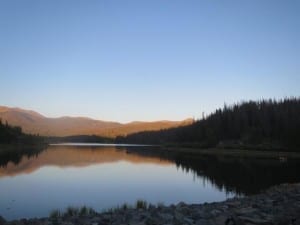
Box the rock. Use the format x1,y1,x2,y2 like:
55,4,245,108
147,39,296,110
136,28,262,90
61,222,73,225
221,205,229,210
98,221,111,225
145,217,160,225
158,213,173,221
100,213,111,223
41,220,52,225
130,222,146,225
183,217,194,225
0,216,6,225
91,222,98,225
251,203,260,208
213,215,228,225
195,210,213,219
174,211,184,221
238,215,270,224
227,201,241,207
210,209,222,216
2,183,300,225
177,202,187,208
195,218,212,225
235,207,257,215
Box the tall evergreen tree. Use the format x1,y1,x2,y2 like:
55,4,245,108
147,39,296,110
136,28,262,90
117,98,300,151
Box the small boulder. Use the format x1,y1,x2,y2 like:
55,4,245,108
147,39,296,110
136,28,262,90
0,216,6,225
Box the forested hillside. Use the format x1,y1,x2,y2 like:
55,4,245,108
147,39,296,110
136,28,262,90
116,98,300,150
0,119,43,144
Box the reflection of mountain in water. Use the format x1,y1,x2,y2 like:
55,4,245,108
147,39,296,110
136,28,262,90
0,146,171,177
1,145,300,196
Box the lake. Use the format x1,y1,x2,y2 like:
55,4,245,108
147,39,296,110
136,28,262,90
1,144,300,220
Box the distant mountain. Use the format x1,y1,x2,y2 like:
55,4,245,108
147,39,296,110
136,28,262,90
0,106,192,137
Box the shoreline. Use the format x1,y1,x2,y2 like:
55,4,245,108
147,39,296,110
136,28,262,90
1,183,300,225
161,146,300,159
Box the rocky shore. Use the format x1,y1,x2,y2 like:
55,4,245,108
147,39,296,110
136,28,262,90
1,183,300,225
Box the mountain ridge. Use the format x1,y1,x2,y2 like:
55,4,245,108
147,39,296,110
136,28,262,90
0,105,192,137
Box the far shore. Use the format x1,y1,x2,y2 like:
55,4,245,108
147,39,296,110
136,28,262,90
2,141,300,160
160,145,300,159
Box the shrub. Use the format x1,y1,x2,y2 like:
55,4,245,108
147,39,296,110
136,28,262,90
135,200,148,209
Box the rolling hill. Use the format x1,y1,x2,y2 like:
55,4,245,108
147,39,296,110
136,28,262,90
0,106,192,137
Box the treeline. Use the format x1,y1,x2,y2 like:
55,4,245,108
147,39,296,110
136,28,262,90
0,119,44,144
116,98,300,150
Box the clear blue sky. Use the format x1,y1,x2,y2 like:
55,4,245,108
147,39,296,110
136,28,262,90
0,0,299,122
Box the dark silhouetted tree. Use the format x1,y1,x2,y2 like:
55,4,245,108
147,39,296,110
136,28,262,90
116,98,300,151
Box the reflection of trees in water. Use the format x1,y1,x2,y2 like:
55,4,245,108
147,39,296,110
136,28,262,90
0,146,45,167
174,155,300,195
125,147,300,195
1,145,300,196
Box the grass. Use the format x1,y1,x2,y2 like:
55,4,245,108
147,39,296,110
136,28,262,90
50,200,165,218
49,209,61,218
79,206,96,216
135,199,148,209
66,206,79,216
105,200,164,213
49,206,96,218
157,202,165,208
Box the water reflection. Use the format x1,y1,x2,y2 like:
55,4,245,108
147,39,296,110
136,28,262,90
0,146,170,177
0,145,233,220
172,154,300,195
0,145,45,168
124,147,300,195
1,145,300,220
1,145,300,195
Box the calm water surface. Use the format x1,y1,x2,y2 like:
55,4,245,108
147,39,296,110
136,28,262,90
0,144,300,220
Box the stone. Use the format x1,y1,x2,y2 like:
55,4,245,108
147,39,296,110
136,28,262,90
174,211,184,221
2,183,300,225
177,202,187,208
235,207,257,215
213,215,228,225
158,213,173,221
210,209,222,216
238,216,270,224
0,216,6,225
61,222,73,225
183,217,194,225
145,217,160,225
101,214,111,223
197,210,213,219
130,222,146,225
195,218,212,225
227,201,241,207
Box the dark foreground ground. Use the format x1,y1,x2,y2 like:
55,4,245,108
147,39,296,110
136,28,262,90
1,183,300,225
